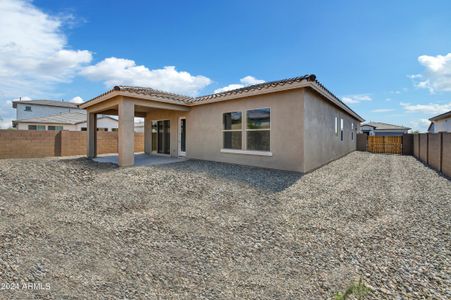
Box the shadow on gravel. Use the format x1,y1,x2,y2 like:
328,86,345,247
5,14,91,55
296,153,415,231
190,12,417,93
156,159,303,192
57,157,117,171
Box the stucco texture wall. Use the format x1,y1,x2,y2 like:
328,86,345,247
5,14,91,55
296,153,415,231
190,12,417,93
303,89,359,172
186,89,304,172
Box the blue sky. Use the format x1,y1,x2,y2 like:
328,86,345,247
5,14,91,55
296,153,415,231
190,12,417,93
1,0,451,130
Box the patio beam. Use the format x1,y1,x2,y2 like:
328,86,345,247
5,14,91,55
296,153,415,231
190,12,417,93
118,100,135,167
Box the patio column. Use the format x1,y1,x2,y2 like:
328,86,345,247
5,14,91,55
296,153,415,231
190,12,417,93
118,100,135,167
87,112,97,158
144,113,152,155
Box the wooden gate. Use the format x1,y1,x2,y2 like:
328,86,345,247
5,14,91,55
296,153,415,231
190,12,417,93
367,136,402,154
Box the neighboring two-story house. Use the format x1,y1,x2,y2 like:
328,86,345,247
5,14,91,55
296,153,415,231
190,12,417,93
12,99,118,131
428,110,451,133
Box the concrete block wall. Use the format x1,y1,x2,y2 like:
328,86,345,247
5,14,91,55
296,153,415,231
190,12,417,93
442,134,451,178
0,130,60,159
0,130,144,159
356,133,367,151
413,132,451,178
419,134,428,163
427,134,441,171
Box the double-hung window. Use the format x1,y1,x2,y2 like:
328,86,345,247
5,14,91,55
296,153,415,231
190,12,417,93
48,125,63,131
223,112,242,149
340,119,344,141
335,117,339,136
246,108,270,151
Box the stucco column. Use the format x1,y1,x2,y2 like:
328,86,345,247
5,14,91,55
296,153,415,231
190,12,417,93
87,112,97,158
144,113,152,155
118,100,135,167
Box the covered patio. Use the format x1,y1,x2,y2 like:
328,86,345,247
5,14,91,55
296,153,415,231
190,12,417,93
80,86,190,167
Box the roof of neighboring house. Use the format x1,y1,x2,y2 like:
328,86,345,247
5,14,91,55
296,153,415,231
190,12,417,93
80,74,365,122
361,121,411,131
429,110,451,122
14,111,117,125
12,99,79,109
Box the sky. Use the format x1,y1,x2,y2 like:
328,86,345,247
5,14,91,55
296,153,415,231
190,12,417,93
1,0,451,131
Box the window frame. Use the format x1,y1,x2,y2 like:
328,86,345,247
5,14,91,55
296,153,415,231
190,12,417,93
340,118,344,141
48,125,63,131
335,116,338,136
245,107,271,152
222,111,243,150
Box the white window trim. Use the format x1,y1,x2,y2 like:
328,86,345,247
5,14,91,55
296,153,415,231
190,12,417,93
245,107,271,152
220,149,272,156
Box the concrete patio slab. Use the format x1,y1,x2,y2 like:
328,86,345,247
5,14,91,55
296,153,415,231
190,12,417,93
93,153,187,166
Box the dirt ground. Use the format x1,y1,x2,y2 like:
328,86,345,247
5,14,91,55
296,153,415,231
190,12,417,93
0,152,450,299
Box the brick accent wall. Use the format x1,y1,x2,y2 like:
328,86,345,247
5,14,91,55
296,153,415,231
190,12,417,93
0,130,144,159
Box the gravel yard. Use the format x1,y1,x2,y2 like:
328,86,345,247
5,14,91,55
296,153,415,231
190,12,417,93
0,151,450,299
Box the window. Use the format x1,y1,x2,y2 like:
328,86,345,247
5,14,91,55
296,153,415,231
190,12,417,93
48,125,63,131
340,119,344,141
111,128,118,132
97,128,108,132
28,125,45,131
351,123,354,140
246,108,270,151
81,127,87,131
24,106,32,111
335,117,338,136
223,112,242,149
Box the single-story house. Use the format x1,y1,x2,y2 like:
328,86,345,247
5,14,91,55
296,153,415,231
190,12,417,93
80,74,364,172
13,111,119,132
360,122,410,136
428,110,451,133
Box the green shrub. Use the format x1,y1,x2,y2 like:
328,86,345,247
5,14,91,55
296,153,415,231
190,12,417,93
335,278,371,300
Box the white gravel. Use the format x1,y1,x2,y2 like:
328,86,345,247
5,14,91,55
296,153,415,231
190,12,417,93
0,152,450,299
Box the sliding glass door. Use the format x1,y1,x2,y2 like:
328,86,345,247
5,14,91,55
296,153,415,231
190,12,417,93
152,120,170,154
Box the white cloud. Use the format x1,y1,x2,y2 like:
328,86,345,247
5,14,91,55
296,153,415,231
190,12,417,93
400,102,451,115
341,94,372,104
0,0,92,128
410,53,451,93
70,96,84,104
372,108,395,113
409,119,431,132
80,58,212,96
214,76,265,93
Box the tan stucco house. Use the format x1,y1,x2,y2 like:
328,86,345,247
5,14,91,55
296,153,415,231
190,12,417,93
80,74,364,172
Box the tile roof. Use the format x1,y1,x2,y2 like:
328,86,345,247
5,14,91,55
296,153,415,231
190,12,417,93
192,74,315,102
12,99,79,109
86,74,318,104
113,86,193,103
362,122,410,130
429,110,451,121
82,74,364,121
15,111,117,125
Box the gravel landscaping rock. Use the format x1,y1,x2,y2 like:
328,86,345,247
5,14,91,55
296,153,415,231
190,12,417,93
0,152,450,299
